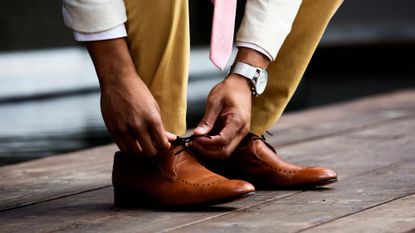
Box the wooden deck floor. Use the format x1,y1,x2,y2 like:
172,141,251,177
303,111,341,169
1,89,414,233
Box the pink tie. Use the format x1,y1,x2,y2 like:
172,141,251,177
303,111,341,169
209,0,237,71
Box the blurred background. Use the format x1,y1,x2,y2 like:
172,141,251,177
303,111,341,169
0,0,414,166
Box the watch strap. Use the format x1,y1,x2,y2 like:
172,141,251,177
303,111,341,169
230,62,258,81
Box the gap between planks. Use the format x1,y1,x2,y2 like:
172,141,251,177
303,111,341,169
1,116,414,232
2,113,413,214
297,192,415,233
161,156,415,233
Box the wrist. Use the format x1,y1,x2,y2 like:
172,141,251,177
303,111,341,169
224,74,252,97
99,67,139,93
235,47,270,69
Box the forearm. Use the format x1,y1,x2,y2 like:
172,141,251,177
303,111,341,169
235,47,271,69
86,38,137,89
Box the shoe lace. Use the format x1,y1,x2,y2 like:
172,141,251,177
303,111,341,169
251,131,273,141
171,131,274,155
251,131,277,153
171,134,209,155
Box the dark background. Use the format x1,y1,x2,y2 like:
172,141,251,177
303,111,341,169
0,0,414,165
1,0,414,106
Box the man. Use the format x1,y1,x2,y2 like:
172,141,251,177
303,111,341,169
63,0,342,206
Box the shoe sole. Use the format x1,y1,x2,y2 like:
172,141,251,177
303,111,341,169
114,187,256,209
251,177,338,190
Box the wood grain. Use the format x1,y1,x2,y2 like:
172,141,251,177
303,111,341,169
0,116,414,233
269,89,415,147
167,118,415,233
0,144,117,211
0,90,413,212
302,193,415,233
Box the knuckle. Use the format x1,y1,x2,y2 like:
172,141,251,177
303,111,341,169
131,120,144,130
144,147,158,157
236,117,244,125
199,118,211,127
145,115,157,125
242,125,250,134
231,115,244,126
151,112,161,122
220,138,230,146
217,151,230,160
148,114,162,127
158,140,169,150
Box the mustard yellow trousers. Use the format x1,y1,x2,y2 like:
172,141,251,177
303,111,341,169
123,0,342,136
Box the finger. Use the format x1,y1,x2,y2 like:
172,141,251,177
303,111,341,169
195,118,242,147
189,141,229,160
191,132,246,159
113,136,128,152
165,131,177,141
113,135,142,156
193,101,222,135
123,135,143,156
135,128,158,157
150,123,171,150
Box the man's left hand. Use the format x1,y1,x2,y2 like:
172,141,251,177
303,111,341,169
190,74,252,159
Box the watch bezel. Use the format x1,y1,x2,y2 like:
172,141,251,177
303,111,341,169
254,68,268,95
228,62,268,96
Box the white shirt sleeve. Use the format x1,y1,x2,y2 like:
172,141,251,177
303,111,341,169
236,0,302,61
63,0,127,33
236,42,273,61
73,24,127,42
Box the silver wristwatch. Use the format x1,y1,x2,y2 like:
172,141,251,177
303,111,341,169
228,62,268,96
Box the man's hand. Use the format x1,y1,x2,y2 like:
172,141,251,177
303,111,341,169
190,47,270,159
190,74,252,159
87,38,176,156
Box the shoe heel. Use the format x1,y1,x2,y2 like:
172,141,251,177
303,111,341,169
114,187,150,208
114,187,136,208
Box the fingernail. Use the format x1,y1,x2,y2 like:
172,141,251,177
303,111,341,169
195,126,206,133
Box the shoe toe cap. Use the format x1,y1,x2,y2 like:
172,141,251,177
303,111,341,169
297,167,337,185
221,179,256,196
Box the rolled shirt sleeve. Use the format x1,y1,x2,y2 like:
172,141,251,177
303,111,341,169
73,23,127,41
236,0,302,61
62,0,127,33
237,42,273,61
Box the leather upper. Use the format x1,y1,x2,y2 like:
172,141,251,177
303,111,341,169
112,145,255,205
198,133,337,188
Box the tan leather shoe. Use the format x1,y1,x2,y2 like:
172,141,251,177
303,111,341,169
199,133,337,188
112,138,255,207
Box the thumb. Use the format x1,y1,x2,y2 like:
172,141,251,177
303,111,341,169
194,102,221,135
165,131,177,141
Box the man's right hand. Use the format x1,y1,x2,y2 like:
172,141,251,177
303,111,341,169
87,38,176,156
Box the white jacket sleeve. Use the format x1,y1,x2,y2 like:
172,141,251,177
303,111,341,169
62,0,127,33
236,0,302,61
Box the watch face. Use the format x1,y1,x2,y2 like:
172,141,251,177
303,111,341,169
255,70,268,95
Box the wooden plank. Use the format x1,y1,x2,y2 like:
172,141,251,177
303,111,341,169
0,116,414,233
0,90,413,211
0,187,298,233
0,144,117,211
301,193,415,233
270,89,415,146
166,117,415,233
